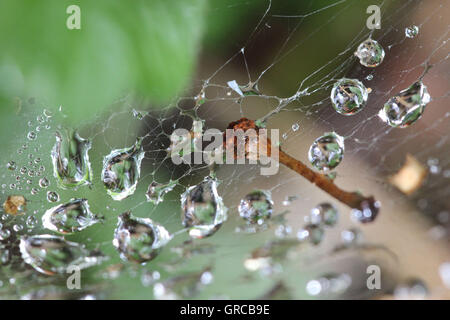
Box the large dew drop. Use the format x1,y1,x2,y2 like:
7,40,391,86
378,81,431,128
19,234,106,275
238,190,273,224
354,38,385,67
51,130,92,189
42,198,102,234
308,132,345,171
113,211,171,264
101,138,145,200
331,78,368,115
181,176,227,239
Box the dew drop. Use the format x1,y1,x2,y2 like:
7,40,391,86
297,224,324,245
354,38,385,67
145,180,177,205
46,191,60,203
351,197,380,223
310,203,338,227
113,212,171,264
331,78,368,115
306,273,352,296
0,229,11,240
292,123,300,132
341,228,363,245
51,130,92,189
238,190,273,224
181,176,227,239
394,278,428,300
405,25,419,38
27,131,37,141
42,199,102,234
19,234,107,275
101,138,145,201
308,132,345,171
26,216,38,229
378,81,431,128
6,161,16,171
39,177,49,188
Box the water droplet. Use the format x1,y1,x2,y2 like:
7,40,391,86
405,25,419,38
26,216,38,229
331,78,368,115
2,195,26,215
153,268,213,300
310,203,338,227
42,199,102,234
394,278,428,300
238,190,273,224
0,229,11,240
46,191,60,203
30,187,39,195
354,38,385,67
378,81,431,128
145,180,177,205
13,224,23,232
51,130,92,189
366,74,374,81
351,197,380,223
308,132,345,171
141,270,161,287
101,138,145,201
27,131,37,140
112,211,171,263
306,273,352,296
297,224,324,245
181,176,228,239
132,109,145,120
19,234,107,275
292,123,300,132
39,177,49,188
6,161,16,171
341,228,363,245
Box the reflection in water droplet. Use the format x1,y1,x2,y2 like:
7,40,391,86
331,78,368,115
146,180,177,205
112,212,171,264
39,177,49,188
181,176,227,239
42,199,102,234
19,234,106,275
27,131,37,140
405,25,419,38
310,203,338,227
6,161,16,171
153,268,213,300
354,38,385,67
297,224,324,245
238,190,273,224
378,81,430,128
308,132,344,171
101,138,145,201
51,130,92,189
46,191,60,203
306,273,352,296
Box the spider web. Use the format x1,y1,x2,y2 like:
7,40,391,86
1,0,449,299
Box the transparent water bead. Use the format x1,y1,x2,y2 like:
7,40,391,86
238,189,273,224
51,130,92,189
354,38,385,67
19,235,106,275
306,273,352,296
405,25,419,38
46,191,59,203
331,78,369,115
378,81,431,128
297,224,325,245
308,132,345,171
42,199,102,234
113,212,171,264
101,138,145,201
181,176,227,239
310,203,338,227
153,268,213,300
145,180,177,205
351,197,381,223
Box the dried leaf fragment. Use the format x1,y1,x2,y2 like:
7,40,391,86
3,195,27,215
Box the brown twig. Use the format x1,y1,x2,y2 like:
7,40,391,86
224,118,380,222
